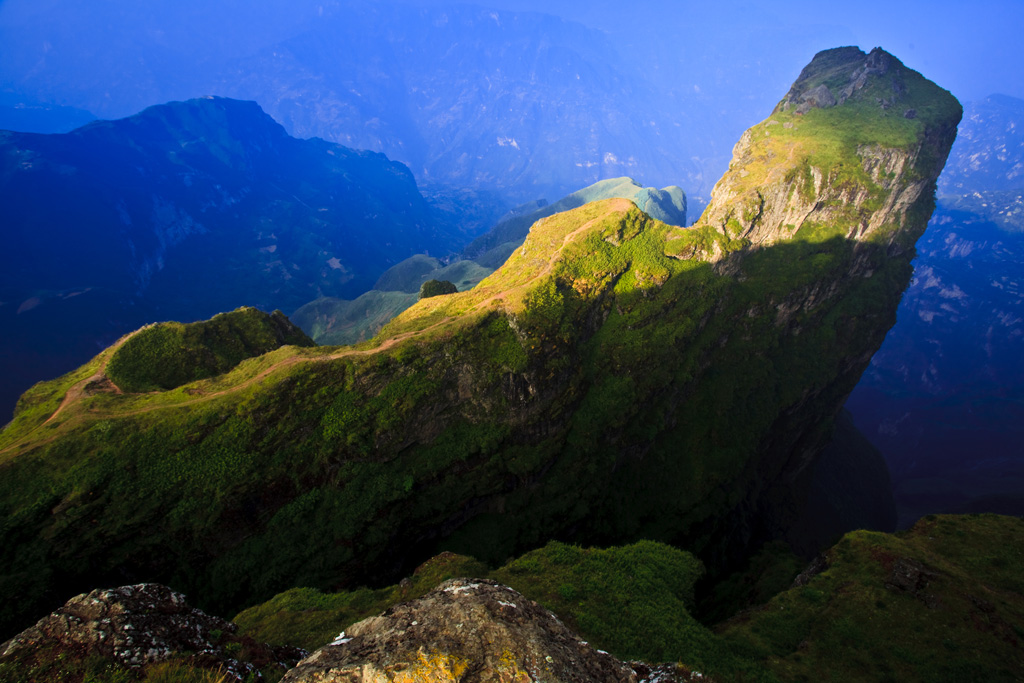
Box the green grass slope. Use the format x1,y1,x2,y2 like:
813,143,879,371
0,47,960,641
464,176,687,258
721,514,1024,682
235,540,729,673
371,254,443,293
235,515,1024,682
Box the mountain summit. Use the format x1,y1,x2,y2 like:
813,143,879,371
0,47,960,638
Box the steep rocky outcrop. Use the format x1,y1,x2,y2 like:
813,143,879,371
282,579,638,683
696,46,956,253
0,583,304,682
0,47,959,639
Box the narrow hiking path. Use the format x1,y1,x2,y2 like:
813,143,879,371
1,200,633,453
42,328,144,425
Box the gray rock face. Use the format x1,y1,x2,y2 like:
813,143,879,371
282,578,638,683
795,84,837,114
0,583,301,681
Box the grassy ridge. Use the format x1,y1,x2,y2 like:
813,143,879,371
0,196,938,637
0,48,961,642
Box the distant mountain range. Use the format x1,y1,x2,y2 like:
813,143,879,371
846,93,1024,524
0,96,475,420
0,0,747,205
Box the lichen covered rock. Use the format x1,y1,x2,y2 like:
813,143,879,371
0,583,304,681
282,578,639,683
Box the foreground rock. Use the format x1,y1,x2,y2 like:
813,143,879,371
0,583,304,682
283,578,699,683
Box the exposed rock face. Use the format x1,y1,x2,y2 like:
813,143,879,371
701,47,957,252
0,583,302,680
283,579,644,683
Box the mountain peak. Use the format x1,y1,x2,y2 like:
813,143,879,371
70,96,291,165
0,47,963,643
691,45,961,253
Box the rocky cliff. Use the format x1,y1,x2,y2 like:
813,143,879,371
0,47,960,639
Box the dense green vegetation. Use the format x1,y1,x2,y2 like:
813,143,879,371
233,515,1024,681
106,308,314,392
721,514,1024,682
0,48,961,649
491,541,713,665
418,279,458,299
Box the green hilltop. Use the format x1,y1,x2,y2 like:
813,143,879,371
0,45,962,655
107,307,314,393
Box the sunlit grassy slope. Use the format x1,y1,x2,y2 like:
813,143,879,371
0,48,961,645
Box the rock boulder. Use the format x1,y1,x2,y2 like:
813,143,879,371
283,578,642,683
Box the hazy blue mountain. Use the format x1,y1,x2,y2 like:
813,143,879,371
204,3,709,202
0,93,96,133
846,94,1024,525
0,0,738,204
0,96,459,420
937,94,1024,194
